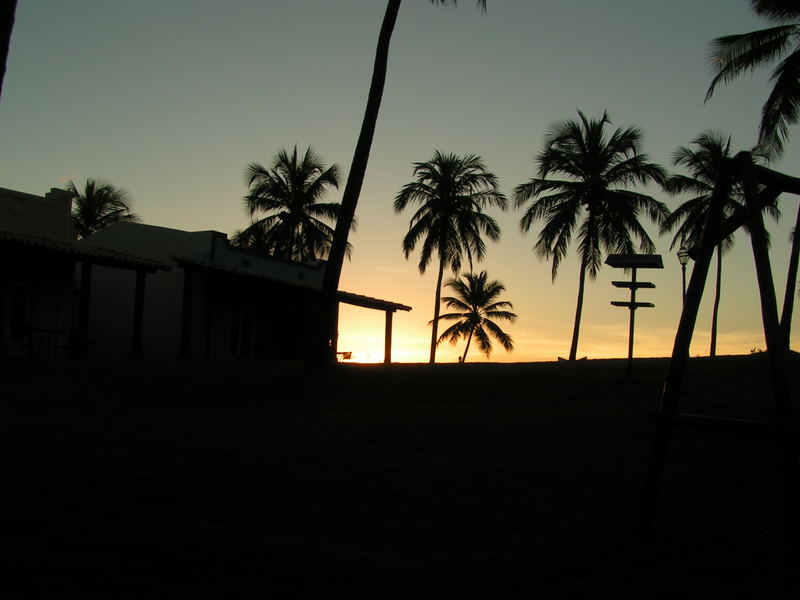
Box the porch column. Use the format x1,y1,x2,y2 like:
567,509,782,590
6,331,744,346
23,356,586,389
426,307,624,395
76,261,92,358
331,301,340,357
179,267,193,359
384,309,394,364
129,269,146,359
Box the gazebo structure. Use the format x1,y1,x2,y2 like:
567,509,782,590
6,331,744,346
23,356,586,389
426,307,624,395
638,152,800,564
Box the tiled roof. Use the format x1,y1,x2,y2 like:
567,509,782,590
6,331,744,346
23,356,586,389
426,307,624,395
175,256,412,312
0,230,171,271
174,255,319,290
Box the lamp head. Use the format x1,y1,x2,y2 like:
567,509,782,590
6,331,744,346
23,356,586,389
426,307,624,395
677,245,689,266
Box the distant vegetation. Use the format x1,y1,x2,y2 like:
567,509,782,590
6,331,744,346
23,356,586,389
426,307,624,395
68,178,139,239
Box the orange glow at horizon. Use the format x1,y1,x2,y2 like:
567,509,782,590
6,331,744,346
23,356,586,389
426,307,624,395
336,303,781,364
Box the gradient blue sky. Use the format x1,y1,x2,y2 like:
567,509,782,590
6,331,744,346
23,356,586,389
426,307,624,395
2,1,798,361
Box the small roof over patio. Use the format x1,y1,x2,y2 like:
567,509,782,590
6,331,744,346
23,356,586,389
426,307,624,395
174,256,411,363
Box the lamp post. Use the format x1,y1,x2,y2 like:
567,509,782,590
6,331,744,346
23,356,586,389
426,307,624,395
677,246,689,306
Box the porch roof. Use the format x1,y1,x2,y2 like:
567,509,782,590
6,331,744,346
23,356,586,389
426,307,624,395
175,256,411,313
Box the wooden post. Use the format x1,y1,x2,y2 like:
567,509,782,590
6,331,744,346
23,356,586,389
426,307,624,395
627,268,637,378
638,160,733,536
179,267,193,359
738,153,800,562
76,261,92,358
331,301,340,358
129,269,146,359
384,310,393,364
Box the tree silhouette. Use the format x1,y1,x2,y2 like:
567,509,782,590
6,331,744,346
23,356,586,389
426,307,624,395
514,110,668,361
0,0,16,102
663,133,749,355
434,270,516,362
68,179,139,239
705,1,800,350
310,0,488,366
706,0,800,158
236,147,347,262
395,151,506,363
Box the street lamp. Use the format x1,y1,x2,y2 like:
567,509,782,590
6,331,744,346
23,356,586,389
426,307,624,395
677,245,689,305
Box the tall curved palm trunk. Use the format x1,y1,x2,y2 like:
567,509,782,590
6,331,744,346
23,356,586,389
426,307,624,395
779,207,800,350
569,253,588,361
710,246,723,356
430,257,446,363
0,0,16,102
311,0,401,365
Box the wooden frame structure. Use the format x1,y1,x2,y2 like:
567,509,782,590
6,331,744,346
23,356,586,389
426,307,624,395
637,152,800,563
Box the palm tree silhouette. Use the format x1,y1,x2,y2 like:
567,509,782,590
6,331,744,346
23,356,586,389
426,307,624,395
434,270,516,362
395,151,506,363
706,0,800,157
662,132,781,355
68,179,140,239
514,110,668,361
0,0,16,101
236,146,348,262
311,0,488,366
664,133,751,355
706,1,800,350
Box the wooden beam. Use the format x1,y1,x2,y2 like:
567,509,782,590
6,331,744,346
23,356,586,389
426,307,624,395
331,301,340,358
651,413,777,436
738,152,800,561
384,310,393,364
638,159,733,536
689,186,782,259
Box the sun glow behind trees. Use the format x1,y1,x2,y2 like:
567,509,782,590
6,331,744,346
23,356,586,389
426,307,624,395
3,1,800,362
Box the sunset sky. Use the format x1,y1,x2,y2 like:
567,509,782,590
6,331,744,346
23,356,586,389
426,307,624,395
2,0,799,362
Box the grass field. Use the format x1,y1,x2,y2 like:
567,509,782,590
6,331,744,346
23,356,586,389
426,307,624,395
2,355,799,597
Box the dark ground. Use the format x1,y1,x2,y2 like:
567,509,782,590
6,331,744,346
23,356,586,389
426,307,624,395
2,355,799,598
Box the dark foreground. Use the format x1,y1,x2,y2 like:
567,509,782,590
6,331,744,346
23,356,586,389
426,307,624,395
2,355,799,597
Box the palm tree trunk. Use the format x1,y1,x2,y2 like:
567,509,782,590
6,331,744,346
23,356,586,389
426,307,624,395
709,245,722,357
429,257,445,364
779,206,800,351
0,0,16,102
568,253,588,361
308,0,402,367
460,328,474,363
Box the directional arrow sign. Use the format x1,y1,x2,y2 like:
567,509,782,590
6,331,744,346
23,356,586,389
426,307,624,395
612,281,656,289
611,301,655,308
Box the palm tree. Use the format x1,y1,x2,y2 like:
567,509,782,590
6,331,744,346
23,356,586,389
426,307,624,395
706,0,800,349
0,0,16,101
663,132,781,355
662,133,743,356
237,146,346,262
706,0,800,158
706,1,800,349
514,110,668,361
68,179,139,239
311,0,488,366
434,270,516,362
395,151,506,363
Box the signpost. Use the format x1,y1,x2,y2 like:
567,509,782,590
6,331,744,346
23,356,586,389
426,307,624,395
605,254,663,377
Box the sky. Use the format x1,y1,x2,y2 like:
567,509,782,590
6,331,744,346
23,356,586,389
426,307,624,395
2,0,799,363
